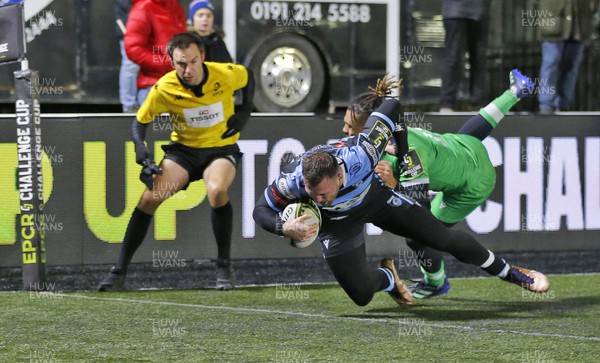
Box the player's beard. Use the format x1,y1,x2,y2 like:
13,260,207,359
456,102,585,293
321,184,341,207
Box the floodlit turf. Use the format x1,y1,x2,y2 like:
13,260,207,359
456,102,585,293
1,274,599,362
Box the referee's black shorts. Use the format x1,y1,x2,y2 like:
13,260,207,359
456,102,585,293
161,142,242,187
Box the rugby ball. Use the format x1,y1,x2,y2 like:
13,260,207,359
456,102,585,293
280,200,322,248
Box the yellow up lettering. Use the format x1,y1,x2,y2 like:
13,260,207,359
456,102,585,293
84,141,145,242
84,141,206,242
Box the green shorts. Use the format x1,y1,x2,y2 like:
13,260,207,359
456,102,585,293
429,148,496,224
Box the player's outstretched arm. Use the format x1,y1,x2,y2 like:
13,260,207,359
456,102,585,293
361,98,401,158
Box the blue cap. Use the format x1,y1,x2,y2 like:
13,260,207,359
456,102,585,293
189,0,215,23
0,0,24,6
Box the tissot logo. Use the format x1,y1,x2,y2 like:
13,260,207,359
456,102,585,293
183,102,224,128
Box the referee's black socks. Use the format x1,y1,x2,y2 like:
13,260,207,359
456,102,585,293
212,202,233,266
115,207,153,272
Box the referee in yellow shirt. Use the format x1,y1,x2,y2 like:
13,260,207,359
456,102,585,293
98,32,254,291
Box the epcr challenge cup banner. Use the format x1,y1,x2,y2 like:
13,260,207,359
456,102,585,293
15,69,46,290
6,1,45,290
0,2,26,64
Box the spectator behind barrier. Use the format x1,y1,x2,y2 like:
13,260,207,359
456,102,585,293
125,0,186,105
538,0,598,114
188,0,233,63
115,0,139,113
439,0,491,113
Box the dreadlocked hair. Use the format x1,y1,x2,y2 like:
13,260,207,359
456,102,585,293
348,74,402,127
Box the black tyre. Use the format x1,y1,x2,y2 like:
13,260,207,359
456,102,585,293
247,33,325,112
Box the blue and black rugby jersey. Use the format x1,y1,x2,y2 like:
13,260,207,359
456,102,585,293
263,101,398,214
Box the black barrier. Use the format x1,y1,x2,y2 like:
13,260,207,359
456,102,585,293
0,113,598,269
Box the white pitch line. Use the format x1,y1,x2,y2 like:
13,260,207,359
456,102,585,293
55,293,600,342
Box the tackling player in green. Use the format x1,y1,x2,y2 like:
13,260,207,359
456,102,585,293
342,69,536,298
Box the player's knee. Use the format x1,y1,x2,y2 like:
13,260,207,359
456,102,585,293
205,181,228,201
349,290,374,307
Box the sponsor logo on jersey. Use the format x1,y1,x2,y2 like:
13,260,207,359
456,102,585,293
277,178,295,200
368,120,393,150
349,162,362,175
323,184,371,212
386,195,404,207
307,144,335,154
183,102,224,128
174,94,184,101
212,82,224,97
360,139,378,163
322,239,330,249
401,149,424,179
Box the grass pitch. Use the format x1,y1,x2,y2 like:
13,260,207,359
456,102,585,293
1,274,599,362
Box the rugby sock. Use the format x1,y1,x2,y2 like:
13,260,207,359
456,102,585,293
416,246,444,275
479,251,509,277
497,262,511,279
479,90,519,128
212,202,233,267
116,208,153,272
456,114,493,140
379,268,395,292
420,261,446,288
